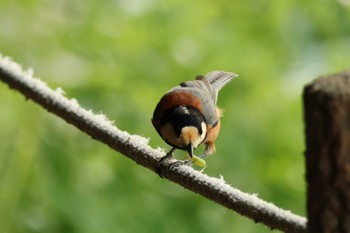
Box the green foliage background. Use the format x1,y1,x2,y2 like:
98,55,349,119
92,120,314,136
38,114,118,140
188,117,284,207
0,0,349,232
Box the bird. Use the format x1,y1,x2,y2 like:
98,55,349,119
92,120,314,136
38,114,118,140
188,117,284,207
152,71,238,173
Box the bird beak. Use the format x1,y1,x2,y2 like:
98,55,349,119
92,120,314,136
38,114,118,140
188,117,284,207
187,143,194,158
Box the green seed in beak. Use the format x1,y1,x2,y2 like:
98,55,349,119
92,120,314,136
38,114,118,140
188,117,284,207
192,156,206,167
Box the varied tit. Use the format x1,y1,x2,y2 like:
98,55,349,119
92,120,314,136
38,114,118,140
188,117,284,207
152,71,238,169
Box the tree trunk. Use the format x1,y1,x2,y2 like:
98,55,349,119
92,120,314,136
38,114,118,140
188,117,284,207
303,71,350,233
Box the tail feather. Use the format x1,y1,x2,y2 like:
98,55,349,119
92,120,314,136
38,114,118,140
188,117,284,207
204,71,238,92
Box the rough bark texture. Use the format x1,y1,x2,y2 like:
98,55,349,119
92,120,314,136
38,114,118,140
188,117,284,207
303,71,350,233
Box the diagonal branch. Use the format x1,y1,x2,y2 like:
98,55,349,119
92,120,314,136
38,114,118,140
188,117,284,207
0,55,307,233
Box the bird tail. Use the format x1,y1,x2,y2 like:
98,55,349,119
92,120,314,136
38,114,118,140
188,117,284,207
203,71,238,92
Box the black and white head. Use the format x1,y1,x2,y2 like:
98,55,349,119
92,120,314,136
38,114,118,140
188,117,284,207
159,105,207,157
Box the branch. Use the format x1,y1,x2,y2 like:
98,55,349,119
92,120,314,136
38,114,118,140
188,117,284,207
0,55,307,233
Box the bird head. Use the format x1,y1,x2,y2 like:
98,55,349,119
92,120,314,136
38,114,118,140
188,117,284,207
160,105,207,157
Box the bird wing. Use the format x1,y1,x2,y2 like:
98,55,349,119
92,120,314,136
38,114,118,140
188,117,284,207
178,77,218,126
170,71,237,126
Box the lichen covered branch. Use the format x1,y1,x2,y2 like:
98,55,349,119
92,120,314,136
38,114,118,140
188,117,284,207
0,55,307,233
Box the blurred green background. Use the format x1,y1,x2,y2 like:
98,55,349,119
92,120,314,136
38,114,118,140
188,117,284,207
0,0,349,232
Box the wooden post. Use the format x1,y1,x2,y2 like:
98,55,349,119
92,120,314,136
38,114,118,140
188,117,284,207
303,71,350,233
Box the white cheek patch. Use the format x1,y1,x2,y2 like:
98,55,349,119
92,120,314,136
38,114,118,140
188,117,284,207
199,122,207,144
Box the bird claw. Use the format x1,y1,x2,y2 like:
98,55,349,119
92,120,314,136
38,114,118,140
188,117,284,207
169,160,193,170
156,157,193,178
156,148,208,177
156,149,176,177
